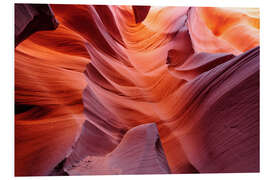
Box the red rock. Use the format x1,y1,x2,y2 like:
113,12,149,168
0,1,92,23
66,123,171,175
14,4,260,175
15,4,58,46
132,6,151,23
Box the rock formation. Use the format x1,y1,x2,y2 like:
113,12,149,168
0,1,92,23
14,4,260,176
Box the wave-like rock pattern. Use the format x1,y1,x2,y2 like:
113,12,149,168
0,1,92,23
15,4,259,176
66,123,171,175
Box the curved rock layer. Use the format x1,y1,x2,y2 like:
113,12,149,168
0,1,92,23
15,4,259,176
66,123,171,175
15,4,58,46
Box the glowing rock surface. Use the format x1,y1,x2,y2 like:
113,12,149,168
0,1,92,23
15,4,260,176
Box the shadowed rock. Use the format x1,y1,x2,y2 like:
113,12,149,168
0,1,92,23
62,120,121,170
14,4,260,176
132,6,151,23
15,4,58,46
66,123,171,175
176,46,260,173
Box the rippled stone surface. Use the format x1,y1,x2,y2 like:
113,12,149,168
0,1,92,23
15,4,260,176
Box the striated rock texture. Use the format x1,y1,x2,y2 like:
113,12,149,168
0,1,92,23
15,4,259,176
170,47,259,173
66,123,171,175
